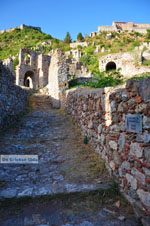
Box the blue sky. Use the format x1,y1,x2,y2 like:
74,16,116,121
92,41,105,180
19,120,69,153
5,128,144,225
0,0,150,40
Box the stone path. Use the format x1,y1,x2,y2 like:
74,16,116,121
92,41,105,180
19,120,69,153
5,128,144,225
0,94,138,225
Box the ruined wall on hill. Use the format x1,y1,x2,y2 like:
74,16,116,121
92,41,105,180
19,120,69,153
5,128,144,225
0,62,29,129
63,79,150,223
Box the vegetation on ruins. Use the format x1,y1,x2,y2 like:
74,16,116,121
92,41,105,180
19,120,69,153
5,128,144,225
1,26,150,89
0,27,71,61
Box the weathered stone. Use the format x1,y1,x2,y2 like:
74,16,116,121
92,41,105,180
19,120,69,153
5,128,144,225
137,189,150,209
0,188,17,198
18,188,33,197
130,143,143,158
118,133,125,150
144,147,150,164
83,104,87,111
110,160,115,170
98,124,102,134
118,102,124,112
135,103,147,113
110,100,116,113
109,141,117,150
121,161,130,170
136,133,150,143
143,167,150,176
143,116,150,129
113,151,120,164
88,121,93,129
131,168,145,185
122,90,128,101
139,78,150,102
126,173,137,190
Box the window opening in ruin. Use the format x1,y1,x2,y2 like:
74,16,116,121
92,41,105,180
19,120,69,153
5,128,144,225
106,61,116,71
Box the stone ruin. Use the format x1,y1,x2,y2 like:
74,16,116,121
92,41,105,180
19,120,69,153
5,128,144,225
16,49,51,89
12,48,91,93
90,21,150,37
99,51,150,78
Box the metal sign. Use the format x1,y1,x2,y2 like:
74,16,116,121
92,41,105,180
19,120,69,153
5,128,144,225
125,114,142,133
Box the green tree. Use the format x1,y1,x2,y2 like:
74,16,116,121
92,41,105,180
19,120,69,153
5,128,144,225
77,32,84,41
146,29,150,39
64,32,72,44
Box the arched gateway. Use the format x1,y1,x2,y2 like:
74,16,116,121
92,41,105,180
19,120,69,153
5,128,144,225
24,71,34,88
106,61,116,71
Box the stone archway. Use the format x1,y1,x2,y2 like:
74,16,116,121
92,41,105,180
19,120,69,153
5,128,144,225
24,71,34,88
106,61,116,71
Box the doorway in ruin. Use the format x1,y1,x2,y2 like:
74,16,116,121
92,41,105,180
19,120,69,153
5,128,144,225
106,61,116,71
24,71,34,89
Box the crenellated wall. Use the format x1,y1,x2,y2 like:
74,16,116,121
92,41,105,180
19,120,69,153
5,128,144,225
62,79,150,223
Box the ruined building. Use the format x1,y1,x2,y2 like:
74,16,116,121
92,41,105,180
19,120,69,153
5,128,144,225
90,21,150,37
16,49,51,89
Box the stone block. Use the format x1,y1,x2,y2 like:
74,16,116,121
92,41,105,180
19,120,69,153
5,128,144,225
139,78,150,102
144,147,150,164
131,168,145,185
110,100,116,113
98,124,102,134
130,143,143,158
143,167,150,176
110,160,115,170
113,151,120,164
121,161,130,170
88,121,93,129
109,140,117,150
143,116,150,129
118,102,124,112
137,189,150,209
118,133,125,150
126,173,137,190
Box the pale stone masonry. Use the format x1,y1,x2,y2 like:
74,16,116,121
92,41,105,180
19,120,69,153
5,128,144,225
48,49,69,108
61,78,150,223
90,21,150,37
99,52,150,77
16,49,51,89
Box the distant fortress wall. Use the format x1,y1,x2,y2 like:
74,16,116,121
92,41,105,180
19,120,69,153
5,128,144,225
0,24,41,34
92,21,150,37
20,24,41,31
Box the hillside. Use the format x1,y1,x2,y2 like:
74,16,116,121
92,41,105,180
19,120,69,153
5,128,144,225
0,27,71,61
77,30,150,75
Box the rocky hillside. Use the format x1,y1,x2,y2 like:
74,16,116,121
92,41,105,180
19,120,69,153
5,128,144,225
0,27,71,62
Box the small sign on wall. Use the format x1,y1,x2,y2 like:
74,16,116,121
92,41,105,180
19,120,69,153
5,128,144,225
125,114,142,133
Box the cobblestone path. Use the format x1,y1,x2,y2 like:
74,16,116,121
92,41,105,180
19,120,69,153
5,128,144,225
0,94,138,226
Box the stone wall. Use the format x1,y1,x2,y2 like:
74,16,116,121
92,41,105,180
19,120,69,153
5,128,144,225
16,49,51,89
48,49,69,108
99,52,150,77
63,79,150,223
0,62,29,129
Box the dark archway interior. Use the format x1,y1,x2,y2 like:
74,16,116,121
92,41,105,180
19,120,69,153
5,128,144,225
24,71,34,88
106,61,116,71
25,79,30,87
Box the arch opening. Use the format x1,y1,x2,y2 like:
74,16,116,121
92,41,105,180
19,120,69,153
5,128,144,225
106,61,116,71
24,71,34,89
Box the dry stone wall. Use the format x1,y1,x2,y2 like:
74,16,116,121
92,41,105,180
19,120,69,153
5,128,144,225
63,79,150,222
48,49,69,108
0,62,29,129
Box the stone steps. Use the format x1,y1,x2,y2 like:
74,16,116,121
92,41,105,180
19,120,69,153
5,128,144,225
30,94,51,110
